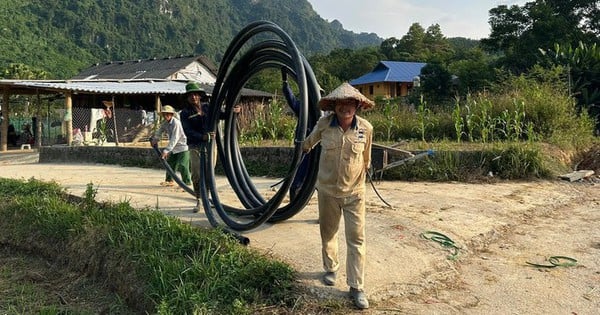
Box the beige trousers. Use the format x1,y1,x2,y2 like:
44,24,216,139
189,142,218,197
318,190,366,289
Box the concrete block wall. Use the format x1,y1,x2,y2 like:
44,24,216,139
39,145,295,170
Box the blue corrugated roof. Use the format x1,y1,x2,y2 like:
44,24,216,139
349,61,427,85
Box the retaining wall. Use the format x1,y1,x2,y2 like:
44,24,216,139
39,145,295,170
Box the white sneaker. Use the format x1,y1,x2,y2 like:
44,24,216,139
350,287,369,309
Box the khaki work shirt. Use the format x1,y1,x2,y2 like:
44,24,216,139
303,113,373,197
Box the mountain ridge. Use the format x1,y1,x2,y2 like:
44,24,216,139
0,0,382,79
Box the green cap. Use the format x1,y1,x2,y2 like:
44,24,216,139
185,82,206,95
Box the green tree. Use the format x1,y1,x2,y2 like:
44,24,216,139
1,0,382,79
448,48,495,94
422,24,453,62
390,23,453,62
379,37,402,60
420,62,454,105
396,23,426,61
481,0,600,73
1,63,48,79
540,42,600,130
309,47,384,84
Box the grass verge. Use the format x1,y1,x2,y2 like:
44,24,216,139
0,178,312,314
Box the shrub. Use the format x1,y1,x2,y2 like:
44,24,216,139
378,142,553,181
362,71,596,149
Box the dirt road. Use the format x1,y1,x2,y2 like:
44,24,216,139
1,150,599,314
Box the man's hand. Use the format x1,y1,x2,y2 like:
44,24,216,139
201,132,216,141
302,144,310,153
161,151,169,160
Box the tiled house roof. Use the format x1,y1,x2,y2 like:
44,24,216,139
350,61,427,85
71,55,218,83
61,54,271,98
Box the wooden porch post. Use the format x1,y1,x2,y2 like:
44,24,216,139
65,92,73,146
154,95,162,126
111,96,119,146
35,91,42,148
1,89,9,152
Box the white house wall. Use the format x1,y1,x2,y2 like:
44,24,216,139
170,62,217,84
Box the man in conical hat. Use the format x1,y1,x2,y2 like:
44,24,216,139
302,82,373,310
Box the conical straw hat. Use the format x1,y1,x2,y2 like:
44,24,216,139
318,82,374,111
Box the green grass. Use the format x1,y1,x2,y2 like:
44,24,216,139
0,178,300,314
0,247,127,314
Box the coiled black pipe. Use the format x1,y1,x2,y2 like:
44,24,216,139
151,143,250,244
214,40,321,219
199,21,321,231
150,143,195,196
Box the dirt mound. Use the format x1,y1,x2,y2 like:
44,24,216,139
575,144,600,173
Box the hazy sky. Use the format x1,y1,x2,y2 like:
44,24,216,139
306,0,529,40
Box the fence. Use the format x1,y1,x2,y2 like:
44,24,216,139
70,107,158,145
2,107,159,147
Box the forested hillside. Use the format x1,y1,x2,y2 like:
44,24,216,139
0,0,381,79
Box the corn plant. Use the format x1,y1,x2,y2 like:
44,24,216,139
380,99,396,142
464,97,476,142
526,121,538,143
264,99,284,143
414,96,434,142
93,118,108,145
507,100,526,141
451,97,464,143
242,111,267,146
495,109,510,140
283,122,295,144
478,98,495,143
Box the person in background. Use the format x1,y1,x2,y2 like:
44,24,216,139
21,123,34,145
7,123,18,146
180,81,240,212
281,69,310,200
100,101,116,142
150,105,191,187
137,105,148,127
281,69,326,200
301,82,374,310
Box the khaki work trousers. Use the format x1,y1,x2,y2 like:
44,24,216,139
189,142,218,197
318,190,366,290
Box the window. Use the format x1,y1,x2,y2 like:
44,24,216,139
369,85,373,95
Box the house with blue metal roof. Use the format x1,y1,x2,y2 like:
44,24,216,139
349,61,426,100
